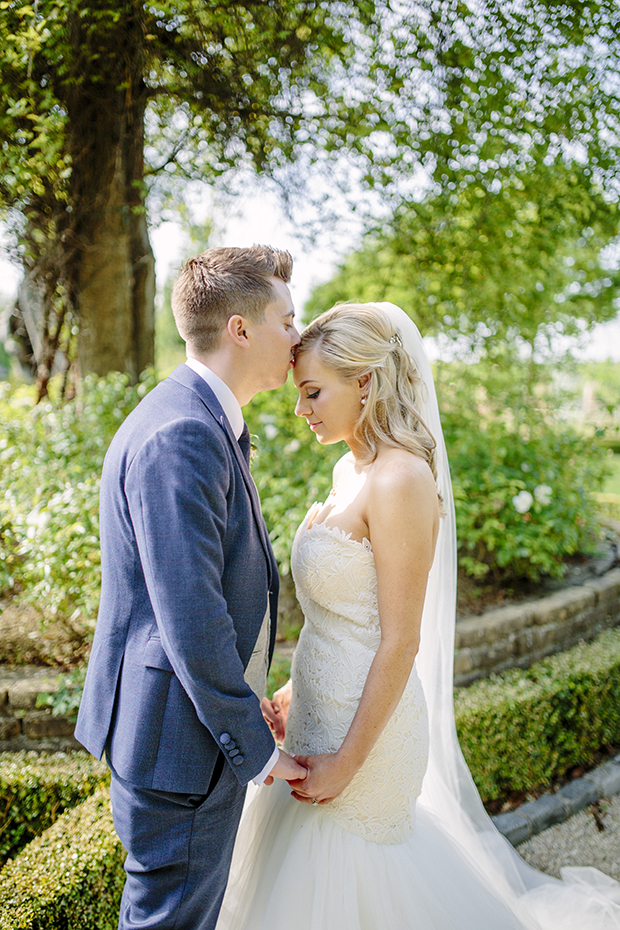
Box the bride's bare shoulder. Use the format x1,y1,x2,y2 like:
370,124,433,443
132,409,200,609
369,447,438,512
374,446,434,483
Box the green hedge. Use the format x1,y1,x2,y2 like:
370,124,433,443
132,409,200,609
0,787,124,930
455,627,620,802
1,628,620,924
0,752,108,865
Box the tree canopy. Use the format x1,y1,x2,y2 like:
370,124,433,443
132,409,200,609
307,0,620,356
308,159,620,356
0,0,380,390
2,0,619,387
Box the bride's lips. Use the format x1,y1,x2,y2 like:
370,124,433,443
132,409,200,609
309,422,322,431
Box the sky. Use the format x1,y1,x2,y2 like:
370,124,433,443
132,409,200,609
2,191,620,361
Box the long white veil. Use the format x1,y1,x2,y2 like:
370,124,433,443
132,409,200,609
375,302,620,930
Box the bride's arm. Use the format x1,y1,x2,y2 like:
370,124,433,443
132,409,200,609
290,455,439,804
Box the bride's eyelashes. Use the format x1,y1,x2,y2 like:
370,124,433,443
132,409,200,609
307,389,320,399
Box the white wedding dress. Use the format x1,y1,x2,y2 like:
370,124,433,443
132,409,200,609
216,302,620,930
217,504,620,930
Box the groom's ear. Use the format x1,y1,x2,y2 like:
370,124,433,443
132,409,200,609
227,314,250,348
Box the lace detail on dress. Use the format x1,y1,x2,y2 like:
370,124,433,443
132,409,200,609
285,505,430,845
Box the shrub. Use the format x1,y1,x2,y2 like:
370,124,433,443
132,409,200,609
0,371,157,628
37,666,87,720
455,627,620,802
0,787,124,930
266,653,292,699
0,752,108,865
0,358,609,632
438,360,609,583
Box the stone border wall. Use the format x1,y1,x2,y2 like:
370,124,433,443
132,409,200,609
0,667,79,753
455,567,620,687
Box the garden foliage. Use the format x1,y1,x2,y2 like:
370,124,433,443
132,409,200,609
0,360,609,631
0,751,108,866
455,627,620,802
0,371,158,628
244,379,343,575
0,787,124,930
437,361,609,582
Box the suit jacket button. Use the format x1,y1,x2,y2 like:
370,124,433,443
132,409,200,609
232,755,244,766
228,748,239,758
219,733,231,745
224,739,236,751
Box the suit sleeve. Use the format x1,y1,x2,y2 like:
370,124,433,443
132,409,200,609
125,416,276,785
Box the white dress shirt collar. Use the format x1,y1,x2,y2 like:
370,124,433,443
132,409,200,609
185,357,244,440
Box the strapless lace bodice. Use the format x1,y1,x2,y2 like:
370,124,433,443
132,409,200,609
285,503,429,845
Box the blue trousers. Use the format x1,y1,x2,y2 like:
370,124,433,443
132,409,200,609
109,759,246,930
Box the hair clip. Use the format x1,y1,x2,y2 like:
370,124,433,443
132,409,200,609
389,333,402,346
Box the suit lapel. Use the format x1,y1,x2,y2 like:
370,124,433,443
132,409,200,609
168,365,275,581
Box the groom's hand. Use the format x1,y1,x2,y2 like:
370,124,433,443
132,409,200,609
263,748,307,785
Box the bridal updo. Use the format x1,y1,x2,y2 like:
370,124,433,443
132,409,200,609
296,303,442,500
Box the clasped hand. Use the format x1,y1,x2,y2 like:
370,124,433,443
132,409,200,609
262,681,355,804
286,752,355,805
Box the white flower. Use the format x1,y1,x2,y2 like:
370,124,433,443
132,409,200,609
26,509,51,530
534,484,553,506
512,490,533,514
284,439,301,454
264,424,279,440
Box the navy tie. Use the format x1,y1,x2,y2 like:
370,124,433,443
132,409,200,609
238,423,251,465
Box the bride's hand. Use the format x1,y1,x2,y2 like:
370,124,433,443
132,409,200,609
287,752,356,805
261,679,292,743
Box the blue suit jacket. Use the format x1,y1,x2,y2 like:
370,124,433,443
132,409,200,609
75,364,278,793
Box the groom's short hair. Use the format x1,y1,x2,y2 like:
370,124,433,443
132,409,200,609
171,244,293,354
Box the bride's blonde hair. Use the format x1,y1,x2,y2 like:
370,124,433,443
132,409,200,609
297,303,443,505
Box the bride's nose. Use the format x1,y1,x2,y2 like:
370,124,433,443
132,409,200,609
295,394,309,417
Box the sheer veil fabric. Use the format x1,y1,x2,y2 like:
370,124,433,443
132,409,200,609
376,302,620,928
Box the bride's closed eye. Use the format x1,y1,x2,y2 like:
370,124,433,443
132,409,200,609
307,389,320,399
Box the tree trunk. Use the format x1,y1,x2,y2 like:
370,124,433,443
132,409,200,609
72,113,155,380
64,7,155,380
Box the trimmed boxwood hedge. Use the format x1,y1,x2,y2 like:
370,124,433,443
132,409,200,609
0,752,108,865
0,787,124,930
2,627,620,925
455,626,620,802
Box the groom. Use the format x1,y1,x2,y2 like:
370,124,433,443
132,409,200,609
75,245,307,929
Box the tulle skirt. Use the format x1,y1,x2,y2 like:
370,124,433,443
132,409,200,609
215,779,620,930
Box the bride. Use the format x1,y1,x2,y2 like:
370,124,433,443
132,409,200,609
217,302,620,930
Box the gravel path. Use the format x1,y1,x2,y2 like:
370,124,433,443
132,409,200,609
519,795,620,881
